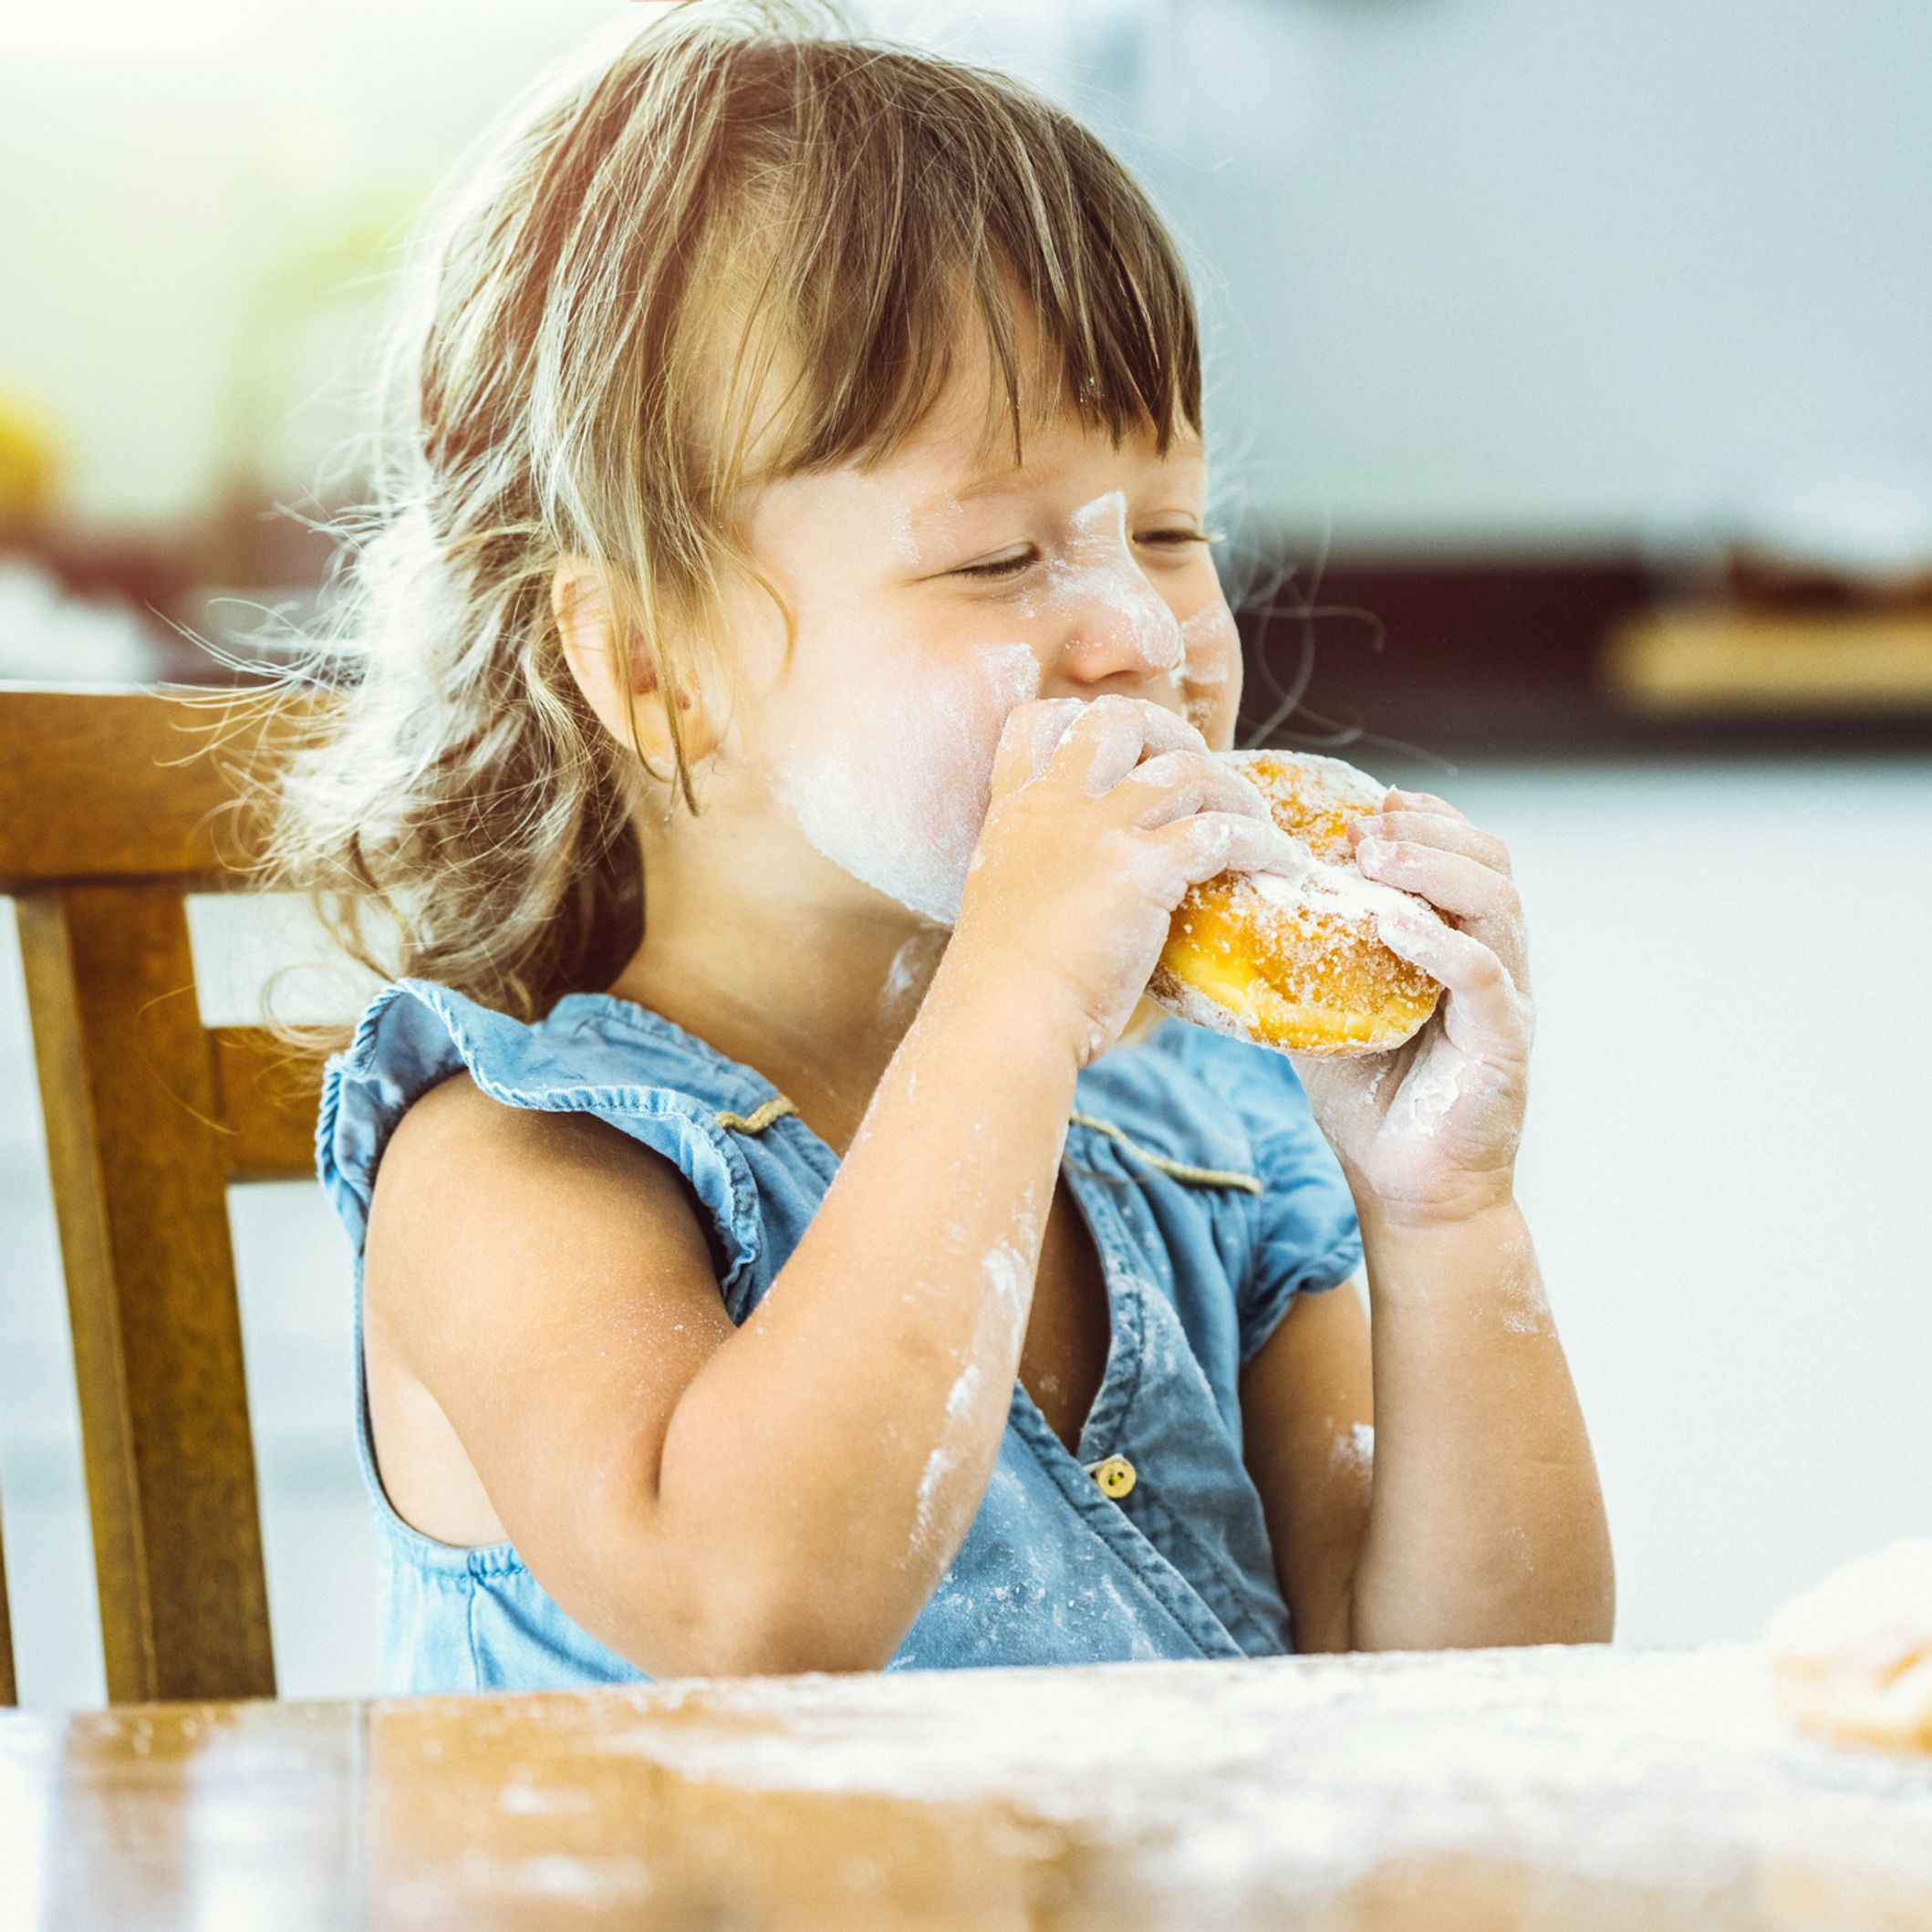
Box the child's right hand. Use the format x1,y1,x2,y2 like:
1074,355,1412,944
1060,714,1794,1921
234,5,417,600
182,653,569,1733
950,694,1308,1067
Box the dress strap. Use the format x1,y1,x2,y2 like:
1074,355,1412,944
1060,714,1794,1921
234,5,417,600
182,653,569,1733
713,1094,1260,1195
712,1095,799,1135
1069,1108,1262,1194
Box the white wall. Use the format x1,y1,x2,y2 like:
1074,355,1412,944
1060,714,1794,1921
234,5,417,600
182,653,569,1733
899,0,1932,551
2,1,1927,549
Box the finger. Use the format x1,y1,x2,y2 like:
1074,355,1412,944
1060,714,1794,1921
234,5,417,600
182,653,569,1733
1347,809,1511,878
1151,812,1313,896
992,697,1086,795
1047,695,1205,795
1118,749,1276,829
1375,900,1532,1060
1355,837,1530,994
1383,784,1468,824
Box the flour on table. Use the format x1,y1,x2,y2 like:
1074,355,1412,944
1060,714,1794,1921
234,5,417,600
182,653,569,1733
593,1644,1932,1917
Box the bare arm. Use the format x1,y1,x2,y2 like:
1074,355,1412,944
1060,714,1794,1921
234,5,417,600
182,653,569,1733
657,949,1078,1671
1343,1197,1614,1648
368,950,1075,1678
1237,1265,1375,1654
1250,781,1613,1650
1241,1207,1615,1651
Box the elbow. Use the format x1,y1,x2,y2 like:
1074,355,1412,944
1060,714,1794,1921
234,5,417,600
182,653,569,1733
645,1562,900,1681
686,1607,898,1681
718,1562,903,1676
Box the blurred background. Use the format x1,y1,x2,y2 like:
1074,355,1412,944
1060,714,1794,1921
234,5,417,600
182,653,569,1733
2,0,1927,1708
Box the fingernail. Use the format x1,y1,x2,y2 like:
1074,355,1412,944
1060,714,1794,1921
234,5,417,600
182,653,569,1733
1357,836,1388,866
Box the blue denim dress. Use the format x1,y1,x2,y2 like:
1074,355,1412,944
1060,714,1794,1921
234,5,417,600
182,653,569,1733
316,978,1363,1693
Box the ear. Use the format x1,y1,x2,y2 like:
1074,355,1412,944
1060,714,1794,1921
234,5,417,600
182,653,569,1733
550,559,721,768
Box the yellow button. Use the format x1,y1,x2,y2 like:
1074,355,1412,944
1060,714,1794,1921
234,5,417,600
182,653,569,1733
1087,1454,1137,1500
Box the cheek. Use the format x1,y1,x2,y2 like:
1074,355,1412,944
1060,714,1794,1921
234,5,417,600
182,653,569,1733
913,639,1045,856
763,631,1044,924
1178,602,1241,748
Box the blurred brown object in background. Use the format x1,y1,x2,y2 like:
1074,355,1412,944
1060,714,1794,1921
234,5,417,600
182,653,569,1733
1604,470,1932,715
1720,471,1932,614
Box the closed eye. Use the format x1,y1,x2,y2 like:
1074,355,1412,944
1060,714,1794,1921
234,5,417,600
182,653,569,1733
1127,529,1220,552
954,530,1224,582
952,555,1033,582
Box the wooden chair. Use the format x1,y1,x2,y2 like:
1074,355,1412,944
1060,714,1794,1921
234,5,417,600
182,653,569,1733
1,680,327,1705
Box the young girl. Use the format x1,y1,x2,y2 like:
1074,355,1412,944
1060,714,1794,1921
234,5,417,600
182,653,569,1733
269,0,1612,1692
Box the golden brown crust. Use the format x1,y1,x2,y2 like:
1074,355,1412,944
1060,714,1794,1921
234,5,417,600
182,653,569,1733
1148,749,1443,1057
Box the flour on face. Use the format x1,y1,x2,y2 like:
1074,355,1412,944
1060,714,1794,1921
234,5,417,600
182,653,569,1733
768,639,1043,924
1178,601,1237,736
1021,491,1186,681
769,486,1222,923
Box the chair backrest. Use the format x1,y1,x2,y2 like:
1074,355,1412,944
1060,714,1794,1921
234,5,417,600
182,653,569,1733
1,680,326,1704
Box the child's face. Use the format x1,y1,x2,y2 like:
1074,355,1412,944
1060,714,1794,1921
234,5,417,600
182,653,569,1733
720,338,1241,929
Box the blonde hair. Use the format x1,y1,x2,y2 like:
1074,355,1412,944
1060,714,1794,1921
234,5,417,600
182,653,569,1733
192,0,1208,1056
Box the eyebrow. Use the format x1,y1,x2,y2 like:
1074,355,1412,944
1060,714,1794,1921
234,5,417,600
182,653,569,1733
910,432,1207,519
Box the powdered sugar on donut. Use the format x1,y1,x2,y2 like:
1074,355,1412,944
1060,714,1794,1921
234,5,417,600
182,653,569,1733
1147,747,1443,1056
1244,856,1430,929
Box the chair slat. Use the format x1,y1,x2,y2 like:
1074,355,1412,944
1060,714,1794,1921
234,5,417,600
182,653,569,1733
16,881,275,1703
0,681,324,890
210,1029,327,1183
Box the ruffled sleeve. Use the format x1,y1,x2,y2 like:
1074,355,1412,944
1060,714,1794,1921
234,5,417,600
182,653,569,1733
314,977,766,1317
1166,1024,1363,1368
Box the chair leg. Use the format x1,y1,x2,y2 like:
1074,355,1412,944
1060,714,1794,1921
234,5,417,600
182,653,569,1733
0,1501,16,1706
16,885,275,1704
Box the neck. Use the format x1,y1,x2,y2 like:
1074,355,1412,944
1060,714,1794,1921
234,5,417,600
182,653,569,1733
599,792,955,1153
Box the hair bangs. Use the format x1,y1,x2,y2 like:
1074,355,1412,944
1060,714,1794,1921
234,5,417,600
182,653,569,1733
705,45,1203,496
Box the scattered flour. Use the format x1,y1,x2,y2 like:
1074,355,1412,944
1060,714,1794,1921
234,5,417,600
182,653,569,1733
1385,1049,1468,1142
1331,1419,1375,1477
1496,1226,1553,1335
1023,491,1186,681
908,1359,984,1558
584,1644,1932,1918
902,1233,1037,1570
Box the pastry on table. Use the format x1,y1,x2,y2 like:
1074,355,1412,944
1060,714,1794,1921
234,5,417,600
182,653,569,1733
1764,1537,1932,1755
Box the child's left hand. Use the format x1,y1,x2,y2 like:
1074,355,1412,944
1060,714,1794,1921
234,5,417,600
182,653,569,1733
1285,785,1534,1229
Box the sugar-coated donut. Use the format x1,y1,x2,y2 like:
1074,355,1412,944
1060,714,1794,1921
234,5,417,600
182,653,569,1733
1764,1537,1932,1756
1147,749,1444,1057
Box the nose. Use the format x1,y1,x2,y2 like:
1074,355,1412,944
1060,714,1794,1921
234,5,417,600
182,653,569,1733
1052,493,1185,687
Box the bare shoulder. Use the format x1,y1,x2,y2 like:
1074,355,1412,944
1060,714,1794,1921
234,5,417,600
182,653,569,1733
379,1063,679,1178
359,1067,744,1660
364,1067,727,1364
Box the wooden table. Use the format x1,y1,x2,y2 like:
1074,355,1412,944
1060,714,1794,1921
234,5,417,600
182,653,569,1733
5,1643,1930,1929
